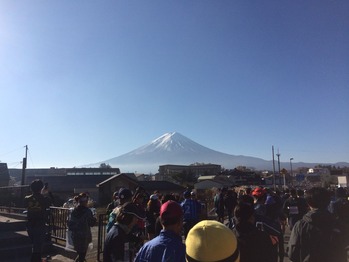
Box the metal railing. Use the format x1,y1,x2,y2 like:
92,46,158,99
97,213,108,262
48,207,108,262
0,206,26,216
49,206,71,243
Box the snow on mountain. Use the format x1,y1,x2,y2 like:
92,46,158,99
128,132,215,154
90,132,345,173
95,132,273,173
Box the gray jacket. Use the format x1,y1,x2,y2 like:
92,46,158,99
288,208,346,262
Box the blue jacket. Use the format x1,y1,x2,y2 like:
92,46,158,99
181,199,201,222
134,230,185,262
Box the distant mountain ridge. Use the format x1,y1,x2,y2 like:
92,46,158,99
90,132,347,173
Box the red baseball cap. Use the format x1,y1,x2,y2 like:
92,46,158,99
160,200,183,221
252,187,267,199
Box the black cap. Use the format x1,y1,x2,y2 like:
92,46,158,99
118,188,133,200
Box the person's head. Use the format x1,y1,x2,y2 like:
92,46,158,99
335,187,347,199
234,202,255,224
245,187,252,195
252,187,267,203
112,191,118,201
30,179,44,193
265,194,276,205
226,189,233,197
238,194,254,206
118,188,133,204
116,202,145,228
147,194,159,209
297,189,305,197
305,187,331,209
160,200,183,234
184,190,191,199
150,194,158,201
74,192,89,206
133,186,146,201
191,191,197,199
186,220,239,262
161,194,176,204
290,188,297,197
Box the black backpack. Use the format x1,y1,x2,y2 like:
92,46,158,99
26,194,47,223
307,222,346,262
334,199,349,221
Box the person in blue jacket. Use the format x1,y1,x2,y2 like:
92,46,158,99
181,190,201,238
134,200,185,262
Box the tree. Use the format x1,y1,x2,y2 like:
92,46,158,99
99,163,111,168
172,170,197,186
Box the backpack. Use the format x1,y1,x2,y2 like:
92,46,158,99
25,194,47,223
334,199,349,222
307,222,346,262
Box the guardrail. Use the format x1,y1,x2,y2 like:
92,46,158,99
49,207,108,262
49,206,71,243
0,206,27,216
97,213,108,262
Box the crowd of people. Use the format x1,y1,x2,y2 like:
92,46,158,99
24,179,349,262
101,185,349,262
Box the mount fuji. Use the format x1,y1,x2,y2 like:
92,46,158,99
92,132,344,173
95,132,275,173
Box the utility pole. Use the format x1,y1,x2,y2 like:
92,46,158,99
290,158,294,187
20,145,28,206
276,150,281,188
272,146,276,190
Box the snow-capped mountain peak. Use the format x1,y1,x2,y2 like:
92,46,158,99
151,132,180,151
91,132,344,173
144,132,211,153
98,132,268,172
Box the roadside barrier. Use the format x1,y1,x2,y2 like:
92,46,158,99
49,207,107,262
49,207,70,243
97,213,108,262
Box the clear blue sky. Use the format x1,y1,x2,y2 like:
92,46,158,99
1,1,348,169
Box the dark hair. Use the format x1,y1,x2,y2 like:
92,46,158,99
245,187,252,195
297,189,304,197
336,187,347,198
305,187,331,209
238,194,254,205
74,192,89,203
30,179,44,193
234,202,254,223
161,194,175,204
290,188,297,196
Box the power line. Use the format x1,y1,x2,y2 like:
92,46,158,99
27,147,35,168
0,146,24,158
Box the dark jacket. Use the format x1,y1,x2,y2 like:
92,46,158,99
69,206,96,253
104,223,131,262
25,192,49,227
288,208,346,262
233,222,275,262
283,196,309,230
